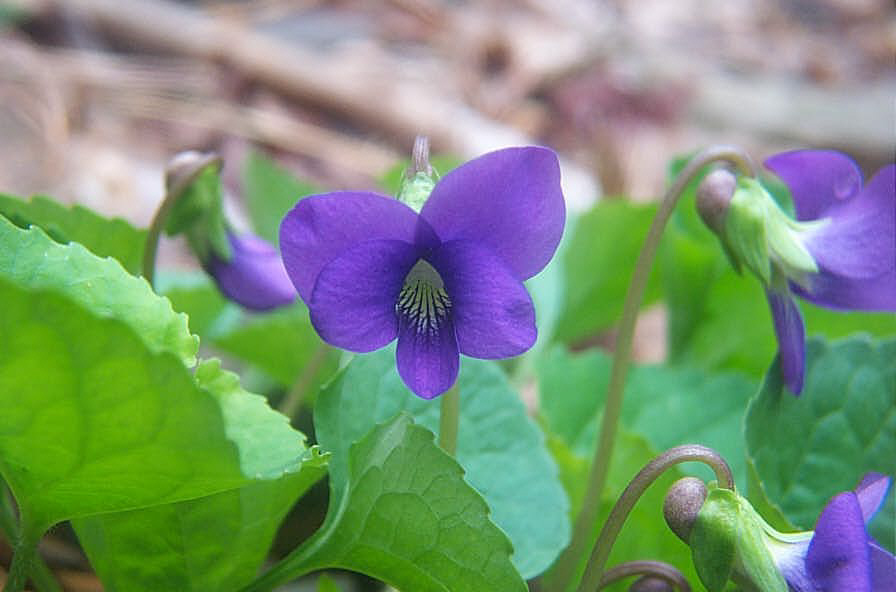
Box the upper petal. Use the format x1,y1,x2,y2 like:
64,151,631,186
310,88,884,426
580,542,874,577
766,290,806,395
396,310,459,399
807,491,871,592
801,164,896,280
429,239,536,359
419,146,565,280
206,232,296,311
309,239,420,352
854,472,892,524
764,150,863,221
279,191,435,302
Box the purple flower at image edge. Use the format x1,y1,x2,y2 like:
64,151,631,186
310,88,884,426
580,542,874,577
774,472,895,592
279,147,565,398
763,150,896,394
206,232,297,311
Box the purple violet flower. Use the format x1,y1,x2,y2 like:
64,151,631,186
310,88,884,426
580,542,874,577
769,472,895,592
754,151,895,394
206,232,297,311
279,147,565,398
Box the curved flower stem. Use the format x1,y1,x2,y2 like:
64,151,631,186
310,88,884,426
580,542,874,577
438,383,460,456
278,343,332,419
578,445,734,592
0,484,60,592
141,152,221,288
550,146,754,592
2,512,44,592
598,560,691,591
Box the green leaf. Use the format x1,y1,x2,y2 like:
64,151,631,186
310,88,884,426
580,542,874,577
311,348,569,578
0,216,198,366
744,458,794,532
555,200,660,343
520,211,577,363
254,415,527,592
0,193,147,274
316,574,344,592
0,278,314,533
73,456,326,592
537,346,757,485
210,303,338,388
745,335,896,550
156,271,233,338
243,151,317,243
690,489,737,591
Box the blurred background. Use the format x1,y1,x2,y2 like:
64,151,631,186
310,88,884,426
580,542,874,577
1,0,893,221
0,1,893,590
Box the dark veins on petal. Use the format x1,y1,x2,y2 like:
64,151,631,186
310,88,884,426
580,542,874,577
396,259,453,337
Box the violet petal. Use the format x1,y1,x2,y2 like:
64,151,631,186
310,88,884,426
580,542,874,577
280,191,436,302
207,233,296,311
870,541,896,592
792,271,896,312
802,164,896,280
309,239,419,352
807,492,871,592
420,146,565,280
395,310,459,399
429,239,537,359
764,150,863,221
765,290,806,395
855,472,891,523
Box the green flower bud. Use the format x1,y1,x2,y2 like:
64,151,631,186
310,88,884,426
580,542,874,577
688,486,792,592
162,151,231,263
397,136,437,213
696,171,826,290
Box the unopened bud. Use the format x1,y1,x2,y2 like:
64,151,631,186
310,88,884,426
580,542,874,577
398,136,437,213
628,575,674,592
663,477,707,543
696,169,736,235
165,151,221,201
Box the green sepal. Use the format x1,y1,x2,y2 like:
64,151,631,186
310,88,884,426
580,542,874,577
690,488,738,591
397,170,436,213
165,164,232,263
691,487,790,592
733,494,791,592
723,177,819,288
724,179,772,284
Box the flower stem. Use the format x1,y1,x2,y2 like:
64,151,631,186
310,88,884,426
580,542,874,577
278,343,331,419
578,445,733,592
141,152,221,288
0,484,60,592
549,146,754,592
438,383,460,456
1,513,43,592
598,560,691,591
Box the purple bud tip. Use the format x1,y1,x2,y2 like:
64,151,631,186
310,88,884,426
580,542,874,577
663,477,708,543
629,575,676,592
207,233,296,311
696,168,737,234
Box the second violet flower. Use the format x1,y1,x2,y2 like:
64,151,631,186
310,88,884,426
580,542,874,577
279,146,565,399
697,150,896,394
